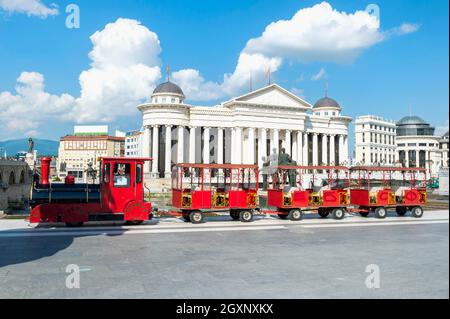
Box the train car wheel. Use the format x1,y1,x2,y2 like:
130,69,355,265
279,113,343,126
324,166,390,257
189,211,204,224
239,210,254,223
411,206,424,218
288,209,303,221
318,209,330,218
278,213,288,219
374,207,387,219
359,212,370,217
332,208,345,220
182,212,191,222
230,211,240,221
65,222,84,227
396,207,407,216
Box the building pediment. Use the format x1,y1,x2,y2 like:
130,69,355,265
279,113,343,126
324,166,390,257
223,84,312,110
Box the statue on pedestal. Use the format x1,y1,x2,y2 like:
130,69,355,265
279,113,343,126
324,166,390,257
28,137,34,154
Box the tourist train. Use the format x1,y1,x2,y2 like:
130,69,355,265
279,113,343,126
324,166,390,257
29,156,427,226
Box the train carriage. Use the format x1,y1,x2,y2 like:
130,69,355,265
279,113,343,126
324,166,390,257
171,163,259,223
30,157,153,226
267,165,350,220
348,166,427,218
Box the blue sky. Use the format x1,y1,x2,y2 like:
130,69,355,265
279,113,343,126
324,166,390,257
0,0,448,148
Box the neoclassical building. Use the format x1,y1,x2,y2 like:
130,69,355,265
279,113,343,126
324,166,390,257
138,81,352,179
396,115,443,176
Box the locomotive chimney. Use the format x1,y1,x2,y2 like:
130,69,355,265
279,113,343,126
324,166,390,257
40,156,52,186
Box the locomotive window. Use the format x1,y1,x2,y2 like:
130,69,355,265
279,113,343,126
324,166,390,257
136,164,142,184
113,163,131,187
104,164,110,183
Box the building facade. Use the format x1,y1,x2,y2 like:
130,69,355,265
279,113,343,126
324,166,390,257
354,114,446,176
354,115,397,165
57,126,125,182
125,129,144,157
138,81,352,179
396,116,442,176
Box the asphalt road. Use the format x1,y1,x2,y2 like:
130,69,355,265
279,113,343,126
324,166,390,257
0,210,448,299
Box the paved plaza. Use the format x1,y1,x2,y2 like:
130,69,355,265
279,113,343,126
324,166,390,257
0,210,448,299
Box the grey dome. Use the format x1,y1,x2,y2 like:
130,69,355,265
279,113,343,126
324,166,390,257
397,115,428,126
153,81,184,96
313,97,341,109
396,115,435,136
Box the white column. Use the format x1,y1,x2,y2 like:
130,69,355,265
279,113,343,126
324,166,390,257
292,131,297,162
297,131,303,165
231,127,236,164
177,126,184,164
322,134,328,165
235,127,243,164
344,135,349,165
143,126,151,173
258,128,267,168
285,130,291,156
164,125,172,177
247,127,255,164
330,134,336,165
312,133,318,166
189,126,196,163
151,125,159,176
217,128,224,164
338,135,345,165
203,127,210,164
303,132,308,165
272,129,279,154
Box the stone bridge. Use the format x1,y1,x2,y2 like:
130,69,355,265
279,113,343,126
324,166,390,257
0,159,32,211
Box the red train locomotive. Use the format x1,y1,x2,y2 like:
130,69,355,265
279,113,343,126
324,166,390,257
30,157,153,226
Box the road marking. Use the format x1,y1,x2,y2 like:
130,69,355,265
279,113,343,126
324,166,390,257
302,220,449,228
21,214,448,232
0,225,286,238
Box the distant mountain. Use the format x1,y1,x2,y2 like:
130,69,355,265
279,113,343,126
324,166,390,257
0,138,59,156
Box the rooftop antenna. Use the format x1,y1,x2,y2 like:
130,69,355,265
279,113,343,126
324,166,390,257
325,80,328,97
249,71,253,92
166,65,170,82
266,67,271,85
409,103,412,116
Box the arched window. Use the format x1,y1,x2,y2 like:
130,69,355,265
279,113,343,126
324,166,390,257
20,170,25,183
9,171,15,185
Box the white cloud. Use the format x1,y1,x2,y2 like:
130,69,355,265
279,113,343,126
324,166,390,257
70,18,162,123
173,1,418,100
311,68,327,81
0,18,162,138
244,1,384,64
171,69,222,101
389,23,421,36
0,0,58,18
1,3,422,139
0,71,75,139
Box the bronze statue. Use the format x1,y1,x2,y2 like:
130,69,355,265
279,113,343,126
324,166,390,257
28,137,34,154
288,159,298,187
